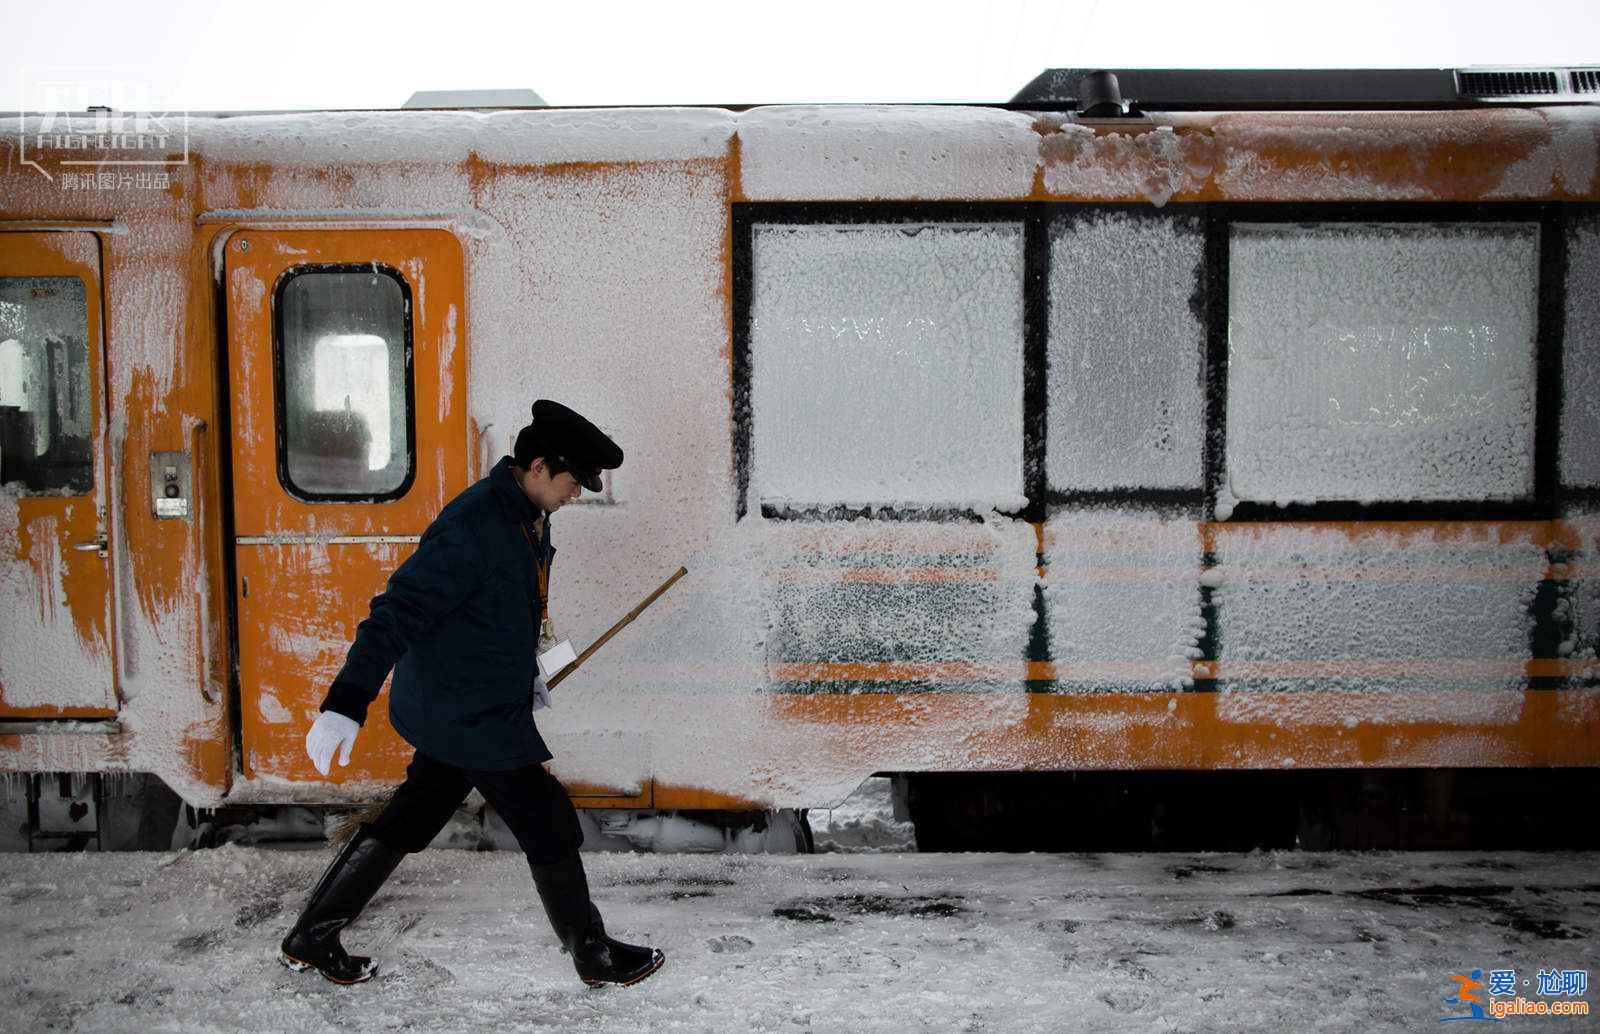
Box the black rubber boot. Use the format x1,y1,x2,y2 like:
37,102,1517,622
278,824,405,984
531,853,665,988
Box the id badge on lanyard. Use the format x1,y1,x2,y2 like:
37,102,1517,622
529,534,576,678
523,520,559,653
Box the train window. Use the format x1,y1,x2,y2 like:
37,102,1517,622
0,276,92,495
1046,210,1205,492
1226,222,1540,506
750,222,1026,512
1563,211,1600,489
276,267,413,500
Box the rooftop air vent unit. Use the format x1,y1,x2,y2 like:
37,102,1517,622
1456,69,1560,98
1010,67,1600,110
402,89,546,109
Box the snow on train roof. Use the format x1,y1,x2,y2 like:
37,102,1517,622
5,104,1600,207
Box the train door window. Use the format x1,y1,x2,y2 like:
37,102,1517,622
1562,211,1600,489
276,266,414,500
1046,210,1205,493
749,222,1026,513
1226,222,1540,506
0,276,92,494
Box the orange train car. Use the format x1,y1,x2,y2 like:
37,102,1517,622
0,67,1597,850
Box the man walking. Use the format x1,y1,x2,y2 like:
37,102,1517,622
278,399,665,989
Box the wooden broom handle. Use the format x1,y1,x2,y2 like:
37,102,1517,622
545,567,687,689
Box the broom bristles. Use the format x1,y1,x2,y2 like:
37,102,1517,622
325,788,397,848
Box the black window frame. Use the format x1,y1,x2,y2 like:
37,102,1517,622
1043,203,1211,515
733,200,1577,525
271,262,418,504
1208,202,1565,523
733,202,1046,523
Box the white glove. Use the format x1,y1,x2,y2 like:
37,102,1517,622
305,711,360,775
531,673,553,712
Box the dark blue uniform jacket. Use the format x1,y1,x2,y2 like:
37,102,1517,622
321,455,555,770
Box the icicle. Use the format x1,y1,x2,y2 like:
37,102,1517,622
99,771,136,799
0,771,33,799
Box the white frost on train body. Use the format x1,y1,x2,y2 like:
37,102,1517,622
1212,523,1547,734
2,103,1599,805
738,105,1039,201
1043,512,1205,694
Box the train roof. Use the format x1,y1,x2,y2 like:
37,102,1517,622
4,67,1598,120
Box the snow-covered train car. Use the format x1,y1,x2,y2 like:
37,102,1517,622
1,68,1597,848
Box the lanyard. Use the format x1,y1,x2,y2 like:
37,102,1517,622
519,519,553,643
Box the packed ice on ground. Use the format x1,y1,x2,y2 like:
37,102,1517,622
1,845,1594,1033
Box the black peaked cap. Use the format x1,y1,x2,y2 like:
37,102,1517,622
523,399,623,492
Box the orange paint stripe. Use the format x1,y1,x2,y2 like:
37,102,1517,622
770,659,1600,682
770,565,1573,586
771,661,1007,682
1043,566,1560,585
775,567,1001,585
1205,520,1582,549
766,689,1600,768
1200,659,1592,680
1045,521,1581,550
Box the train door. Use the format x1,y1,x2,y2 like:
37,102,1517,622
0,231,116,717
223,229,467,780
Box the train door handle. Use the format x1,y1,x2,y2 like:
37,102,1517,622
73,535,109,556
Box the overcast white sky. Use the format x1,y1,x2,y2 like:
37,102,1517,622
2,0,1597,111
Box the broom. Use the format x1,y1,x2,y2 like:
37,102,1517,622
327,567,687,847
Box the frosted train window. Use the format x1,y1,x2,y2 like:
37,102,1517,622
277,268,413,500
1226,222,1540,507
0,277,92,494
1562,212,1600,488
750,222,1026,512
1047,211,1205,492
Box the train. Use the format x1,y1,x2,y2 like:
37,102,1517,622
1,67,1597,851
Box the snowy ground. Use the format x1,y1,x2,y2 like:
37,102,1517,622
3,844,1596,1032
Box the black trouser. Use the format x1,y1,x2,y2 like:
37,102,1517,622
366,750,584,864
